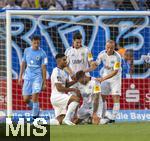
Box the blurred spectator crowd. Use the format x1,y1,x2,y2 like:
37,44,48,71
0,0,149,10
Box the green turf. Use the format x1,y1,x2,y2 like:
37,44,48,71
50,122,150,141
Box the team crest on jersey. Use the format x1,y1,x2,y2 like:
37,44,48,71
36,56,40,61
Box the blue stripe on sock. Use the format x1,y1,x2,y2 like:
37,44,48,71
32,102,40,117
27,101,33,109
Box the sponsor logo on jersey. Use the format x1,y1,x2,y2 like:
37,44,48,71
72,59,83,64
71,53,75,57
57,76,62,82
89,85,92,90
111,61,115,64
81,53,85,57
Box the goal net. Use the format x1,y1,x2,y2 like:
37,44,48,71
0,12,6,116
0,10,150,122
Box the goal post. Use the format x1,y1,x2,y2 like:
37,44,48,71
2,10,150,121
6,11,12,117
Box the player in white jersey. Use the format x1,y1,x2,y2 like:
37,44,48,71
50,54,81,125
65,32,93,79
74,71,109,125
85,40,122,122
64,33,94,119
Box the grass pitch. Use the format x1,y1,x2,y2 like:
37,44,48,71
50,122,150,141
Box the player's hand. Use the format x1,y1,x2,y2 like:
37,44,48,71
92,113,100,125
90,61,97,67
72,116,79,124
18,77,23,86
73,88,81,97
71,74,77,81
42,81,46,91
95,78,104,83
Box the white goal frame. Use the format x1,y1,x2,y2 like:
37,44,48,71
6,10,150,117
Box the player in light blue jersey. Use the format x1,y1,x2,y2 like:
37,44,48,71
19,35,48,119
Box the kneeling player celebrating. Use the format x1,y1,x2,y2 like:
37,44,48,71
74,71,109,125
50,54,81,125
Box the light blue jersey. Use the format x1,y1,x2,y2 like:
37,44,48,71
22,47,48,80
22,47,48,95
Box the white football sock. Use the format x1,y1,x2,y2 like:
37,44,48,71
98,100,107,118
49,119,60,125
112,103,120,120
103,101,107,117
99,118,109,125
64,101,79,121
98,100,103,118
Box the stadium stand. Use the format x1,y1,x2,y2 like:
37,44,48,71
0,0,149,10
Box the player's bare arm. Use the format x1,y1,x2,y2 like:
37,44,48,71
42,64,47,90
55,83,81,96
96,70,119,83
65,79,77,88
84,61,98,73
93,93,100,114
18,61,26,85
92,93,100,125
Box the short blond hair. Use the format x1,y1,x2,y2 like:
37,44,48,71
106,40,115,44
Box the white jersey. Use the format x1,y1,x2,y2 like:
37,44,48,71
65,46,93,74
74,77,101,106
51,67,69,96
96,50,122,82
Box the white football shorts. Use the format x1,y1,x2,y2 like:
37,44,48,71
101,80,121,96
51,93,72,117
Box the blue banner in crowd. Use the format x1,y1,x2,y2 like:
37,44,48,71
116,110,150,122
1,110,150,123
0,14,149,78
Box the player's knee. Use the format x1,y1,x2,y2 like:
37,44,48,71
73,96,80,103
70,95,80,103
32,93,39,102
113,95,120,103
23,97,30,103
102,95,107,101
